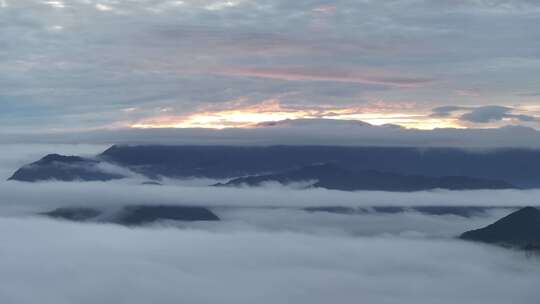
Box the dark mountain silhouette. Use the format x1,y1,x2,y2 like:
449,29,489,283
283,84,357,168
98,145,540,188
41,205,220,226
216,163,516,191
305,206,498,217
114,205,220,225
42,207,102,222
460,206,540,250
409,206,489,217
8,154,124,182
304,206,358,214
10,145,540,188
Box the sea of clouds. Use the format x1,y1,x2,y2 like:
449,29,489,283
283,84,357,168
0,144,539,303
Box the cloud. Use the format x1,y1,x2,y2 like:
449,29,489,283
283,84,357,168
0,213,539,303
431,106,470,117
213,207,512,237
459,105,540,123
2,174,540,216
431,105,540,125
460,106,514,123
0,144,539,303
213,67,433,87
3,119,540,148
1,144,540,214
0,144,533,224
2,0,540,131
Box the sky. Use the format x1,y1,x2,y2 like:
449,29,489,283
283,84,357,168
2,0,540,134
2,5,540,301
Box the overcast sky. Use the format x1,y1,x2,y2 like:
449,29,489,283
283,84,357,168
2,0,540,133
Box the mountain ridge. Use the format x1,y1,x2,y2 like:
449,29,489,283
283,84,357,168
98,145,540,187
215,163,517,191
8,145,540,188
460,206,540,250
8,154,124,182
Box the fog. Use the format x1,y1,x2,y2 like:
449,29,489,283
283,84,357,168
0,217,538,304
1,180,538,214
0,144,538,303
206,207,512,237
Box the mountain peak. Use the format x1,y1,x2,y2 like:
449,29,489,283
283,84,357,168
217,162,515,192
8,154,123,182
491,206,540,227
256,118,373,128
511,206,540,215
39,154,89,165
460,206,540,249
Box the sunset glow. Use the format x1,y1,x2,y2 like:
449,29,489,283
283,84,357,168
4,1,540,303
130,100,464,130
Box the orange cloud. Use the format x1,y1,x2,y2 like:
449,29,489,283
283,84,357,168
211,67,433,87
130,100,463,130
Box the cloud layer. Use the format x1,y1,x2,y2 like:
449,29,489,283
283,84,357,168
1,0,540,131
3,120,540,148
433,105,540,125
1,216,538,304
0,144,539,303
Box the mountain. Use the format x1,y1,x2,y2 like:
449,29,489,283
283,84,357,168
256,118,373,128
41,205,220,226
305,206,495,217
8,154,124,182
216,163,516,191
460,207,540,250
43,207,102,222
114,205,220,225
10,145,540,188
98,145,540,188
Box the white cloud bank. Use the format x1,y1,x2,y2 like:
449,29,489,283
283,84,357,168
0,143,539,303
2,120,540,148
1,179,540,216
0,217,538,304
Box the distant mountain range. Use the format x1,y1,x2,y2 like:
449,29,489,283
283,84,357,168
42,205,220,226
460,207,540,250
304,206,504,217
8,145,540,189
215,163,515,191
8,154,123,182
98,145,540,188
